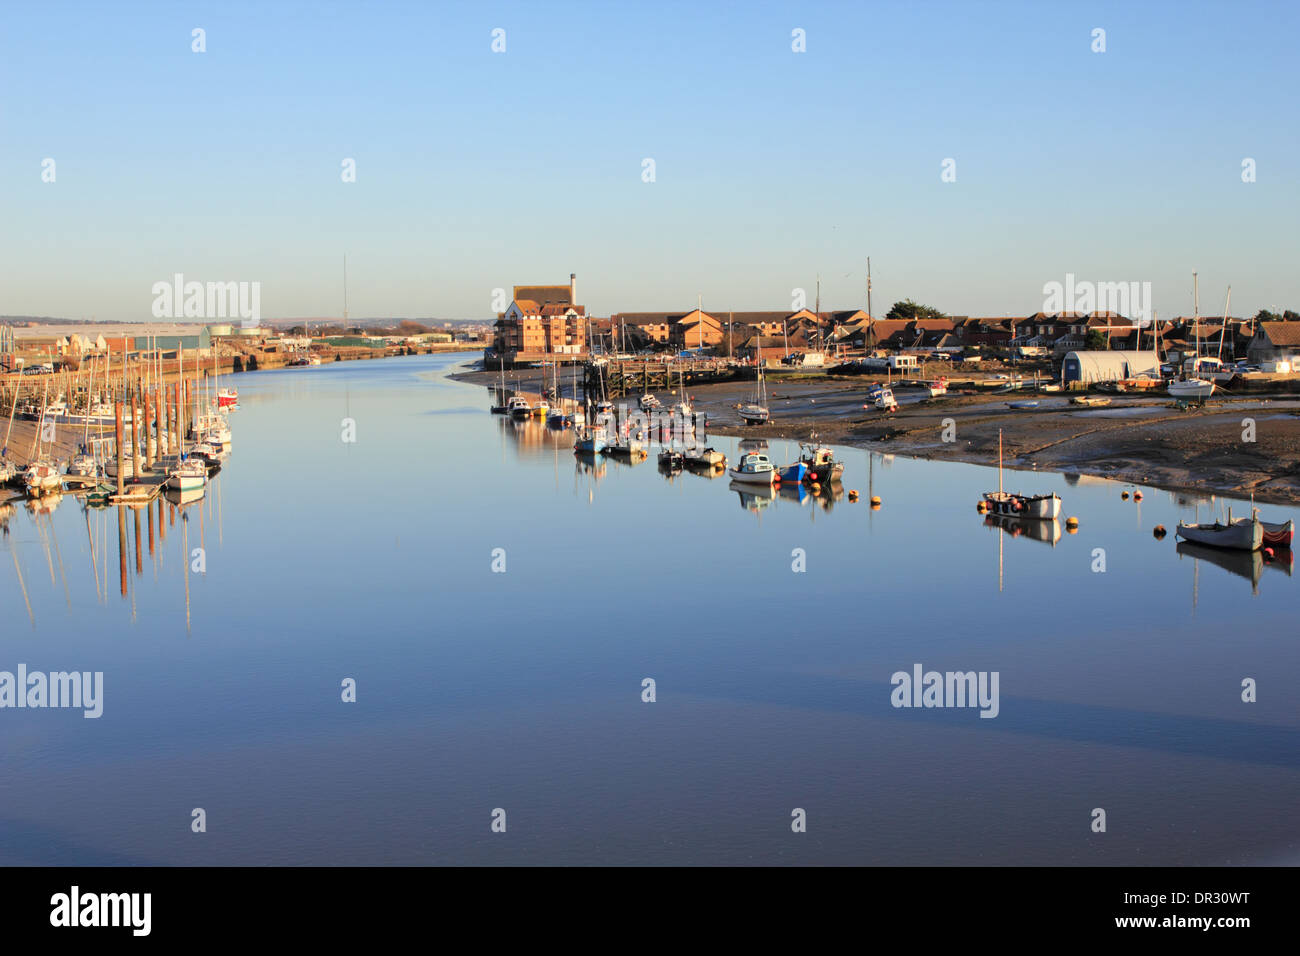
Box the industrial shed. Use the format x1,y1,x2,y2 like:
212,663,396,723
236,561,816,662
1061,350,1160,385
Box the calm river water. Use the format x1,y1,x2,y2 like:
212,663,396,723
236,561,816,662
1,352,1296,865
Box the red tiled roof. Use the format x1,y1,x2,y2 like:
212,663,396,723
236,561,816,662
1258,322,1300,346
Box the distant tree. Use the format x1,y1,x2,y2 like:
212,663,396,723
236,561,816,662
1285,310,1300,322
1085,329,1109,350
1254,309,1282,323
397,320,431,335
886,299,945,321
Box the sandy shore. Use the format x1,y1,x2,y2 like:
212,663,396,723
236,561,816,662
452,363,1300,504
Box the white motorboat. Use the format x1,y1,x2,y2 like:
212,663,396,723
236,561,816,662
639,394,662,411
728,451,777,485
874,387,898,412
506,396,531,418
1168,378,1215,400
927,378,948,398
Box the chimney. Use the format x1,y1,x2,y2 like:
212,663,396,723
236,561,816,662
570,273,576,306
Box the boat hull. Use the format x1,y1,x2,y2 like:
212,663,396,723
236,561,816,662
983,492,1061,520
1176,517,1263,551
728,468,775,485
1168,379,1215,400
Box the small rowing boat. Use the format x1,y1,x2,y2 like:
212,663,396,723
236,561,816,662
1176,510,1263,551
1262,519,1294,549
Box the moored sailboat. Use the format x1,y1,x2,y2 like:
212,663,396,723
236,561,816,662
982,430,1061,520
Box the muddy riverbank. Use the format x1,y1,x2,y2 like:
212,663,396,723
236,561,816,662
452,363,1300,504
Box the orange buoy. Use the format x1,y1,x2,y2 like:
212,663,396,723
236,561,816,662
870,495,882,507
848,490,859,501
977,500,988,513
1121,491,1129,500
1066,516,1079,529
1134,491,1143,501
1153,525,1166,538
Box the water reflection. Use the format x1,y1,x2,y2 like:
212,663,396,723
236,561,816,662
1,354,1298,865
1177,539,1294,596
983,513,1063,546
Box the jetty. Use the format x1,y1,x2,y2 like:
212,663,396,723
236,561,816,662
582,358,737,399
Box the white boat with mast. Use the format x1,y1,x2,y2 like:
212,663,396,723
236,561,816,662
1168,275,1220,400
738,361,770,425
982,429,1061,519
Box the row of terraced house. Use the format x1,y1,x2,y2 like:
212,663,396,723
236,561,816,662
488,278,1298,367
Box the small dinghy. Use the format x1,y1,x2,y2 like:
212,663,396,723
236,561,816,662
1176,510,1263,551
658,449,685,471
1006,400,1039,409
869,388,898,412
728,452,776,485
684,447,726,468
1262,519,1294,549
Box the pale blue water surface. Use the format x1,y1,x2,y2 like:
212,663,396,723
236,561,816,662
1,353,1296,865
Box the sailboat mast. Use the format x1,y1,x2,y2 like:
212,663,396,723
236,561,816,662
2,371,20,458
1193,270,1200,362
1216,287,1231,360
998,429,1003,494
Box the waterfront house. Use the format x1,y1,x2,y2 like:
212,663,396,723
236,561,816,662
492,275,588,363
1247,322,1300,367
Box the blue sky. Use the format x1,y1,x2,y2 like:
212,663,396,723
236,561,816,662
1,0,1296,322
